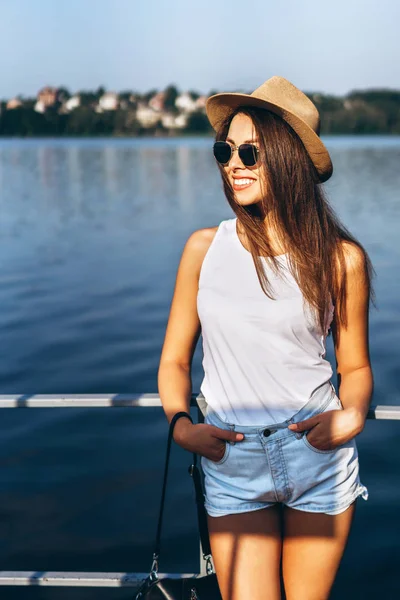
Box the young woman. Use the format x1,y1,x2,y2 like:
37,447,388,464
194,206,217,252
158,76,375,600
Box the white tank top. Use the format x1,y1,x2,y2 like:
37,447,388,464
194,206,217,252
196,217,335,425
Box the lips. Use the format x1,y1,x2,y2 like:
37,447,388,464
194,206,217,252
232,177,256,191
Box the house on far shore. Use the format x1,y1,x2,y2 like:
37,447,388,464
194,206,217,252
6,98,23,110
161,112,188,129
34,86,60,113
148,92,165,112
97,92,119,112
175,92,198,113
136,103,160,128
195,95,207,111
64,95,81,112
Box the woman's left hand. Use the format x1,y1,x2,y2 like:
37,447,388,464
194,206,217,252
287,407,365,452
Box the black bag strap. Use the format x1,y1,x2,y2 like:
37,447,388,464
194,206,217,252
150,411,212,578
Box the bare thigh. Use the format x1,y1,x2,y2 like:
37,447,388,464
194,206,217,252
282,500,357,600
208,504,283,600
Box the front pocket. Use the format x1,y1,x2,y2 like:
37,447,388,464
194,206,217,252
302,432,337,454
298,391,345,454
213,441,231,464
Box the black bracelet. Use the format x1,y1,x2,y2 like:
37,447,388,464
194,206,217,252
169,411,193,434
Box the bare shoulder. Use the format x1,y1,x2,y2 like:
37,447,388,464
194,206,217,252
333,240,369,316
159,226,219,369
335,240,367,281
340,240,366,272
186,226,219,251
183,226,219,278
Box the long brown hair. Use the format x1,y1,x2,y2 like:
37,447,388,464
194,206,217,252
215,106,376,342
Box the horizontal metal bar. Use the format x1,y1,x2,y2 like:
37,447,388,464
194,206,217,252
0,393,200,408
370,405,400,420
0,571,197,588
0,394,398,420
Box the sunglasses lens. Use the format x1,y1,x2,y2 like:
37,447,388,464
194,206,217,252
213,142,232,164
239,144,258,167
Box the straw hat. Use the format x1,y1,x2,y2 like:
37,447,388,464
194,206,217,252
205,75,333,182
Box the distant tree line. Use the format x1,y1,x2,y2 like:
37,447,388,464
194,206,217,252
0,87,399,137
308,90,400,134
0,103,211,137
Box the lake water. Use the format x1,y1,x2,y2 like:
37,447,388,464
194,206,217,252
0,136,399,599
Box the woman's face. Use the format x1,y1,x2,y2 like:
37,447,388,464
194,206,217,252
223,112,264,206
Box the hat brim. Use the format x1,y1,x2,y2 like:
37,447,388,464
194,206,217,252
205,92,333,183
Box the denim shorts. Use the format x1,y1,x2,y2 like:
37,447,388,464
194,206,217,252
200,384,369,517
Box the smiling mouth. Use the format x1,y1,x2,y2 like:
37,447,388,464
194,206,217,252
232,178,256,190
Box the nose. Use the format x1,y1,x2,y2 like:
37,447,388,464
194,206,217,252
228,147,246,170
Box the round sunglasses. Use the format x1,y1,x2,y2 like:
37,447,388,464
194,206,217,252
213,141,259,167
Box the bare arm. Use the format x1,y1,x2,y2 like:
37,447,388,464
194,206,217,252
332,242,374,432
288,241,373,448
157,226,245,457
157,227,212,434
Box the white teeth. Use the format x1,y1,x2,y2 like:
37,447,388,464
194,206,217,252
234,179,254,185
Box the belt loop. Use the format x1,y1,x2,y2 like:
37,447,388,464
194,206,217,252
287,412,303,439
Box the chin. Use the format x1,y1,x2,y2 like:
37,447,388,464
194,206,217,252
234,194,262,206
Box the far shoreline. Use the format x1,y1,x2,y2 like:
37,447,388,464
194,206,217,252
1,131,400,140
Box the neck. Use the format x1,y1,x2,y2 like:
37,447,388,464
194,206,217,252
237,216,287,256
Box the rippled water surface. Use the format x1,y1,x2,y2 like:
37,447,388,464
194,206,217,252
0,136,399,599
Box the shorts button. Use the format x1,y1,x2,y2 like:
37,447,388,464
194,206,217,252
263,428,271,437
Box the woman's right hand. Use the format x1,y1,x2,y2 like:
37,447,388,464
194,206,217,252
172,418,245,462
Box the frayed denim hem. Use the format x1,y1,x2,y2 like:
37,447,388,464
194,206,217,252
286,483,369,516
205,483,369,518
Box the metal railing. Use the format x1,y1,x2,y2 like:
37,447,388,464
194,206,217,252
0,393,398,590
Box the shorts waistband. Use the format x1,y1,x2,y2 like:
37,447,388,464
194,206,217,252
204,381,337,438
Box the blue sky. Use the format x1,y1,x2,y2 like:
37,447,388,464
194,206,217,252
0,0,399,99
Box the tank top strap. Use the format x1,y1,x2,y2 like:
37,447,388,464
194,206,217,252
225,217,236,238
207,218,235,248
216,217,237,247
209,218,238,254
